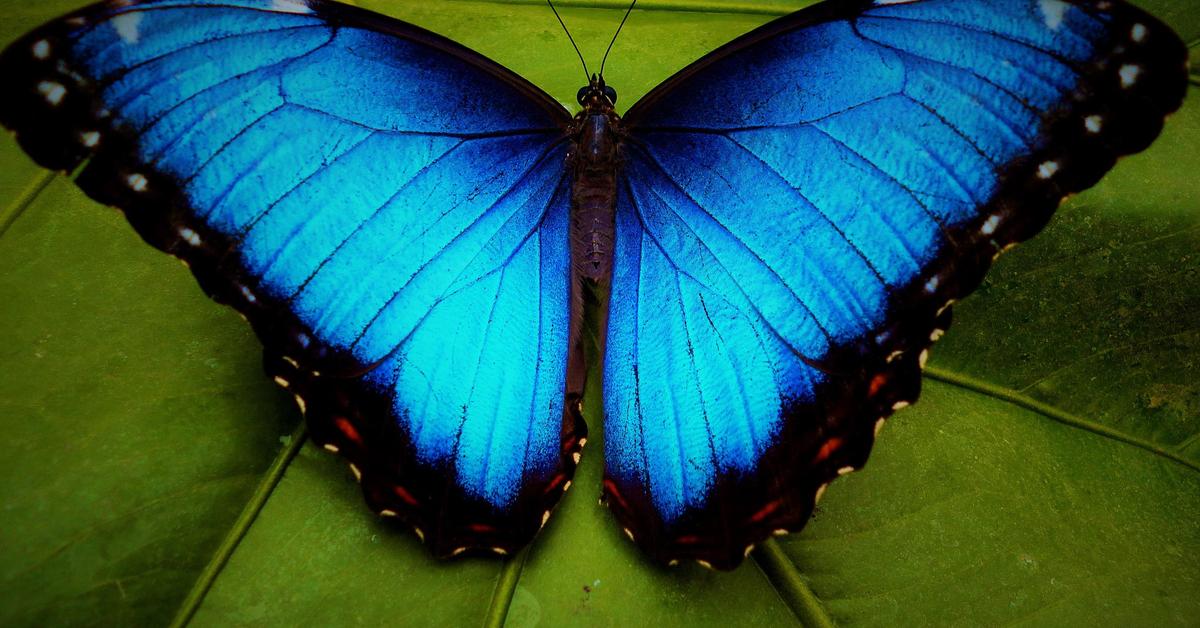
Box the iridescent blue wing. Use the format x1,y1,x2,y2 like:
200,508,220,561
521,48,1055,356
605,0,1187,568
0,0,584,557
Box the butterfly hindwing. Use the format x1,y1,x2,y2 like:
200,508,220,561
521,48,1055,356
0,0,585,556
604,0,1187,568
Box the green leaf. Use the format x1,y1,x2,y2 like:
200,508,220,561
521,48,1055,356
0,1,1196,626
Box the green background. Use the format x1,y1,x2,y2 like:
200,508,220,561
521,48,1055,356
0,1,1197,625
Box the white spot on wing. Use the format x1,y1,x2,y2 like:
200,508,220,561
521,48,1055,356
1085,115,1103,134
126,173,148,191
1038,0,1070,31
32,40,50,59
178,226,201,246
37,81,66,105
923,276,940,294
1132,23,1147,42
1120,64,1142,88
1038,161,1060,179
80,131,100,147
111,12,143,44
271,0,312,13
980,214,1001,236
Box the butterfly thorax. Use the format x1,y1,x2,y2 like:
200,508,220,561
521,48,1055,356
568,77,622,284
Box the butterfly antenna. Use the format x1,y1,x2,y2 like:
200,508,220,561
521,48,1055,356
599,0,637,79
546,0,591,82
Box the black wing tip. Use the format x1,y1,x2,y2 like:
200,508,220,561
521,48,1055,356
1,25,97,173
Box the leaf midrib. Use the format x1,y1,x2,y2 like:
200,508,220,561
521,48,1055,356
924,366,1200,474
168,421,309,628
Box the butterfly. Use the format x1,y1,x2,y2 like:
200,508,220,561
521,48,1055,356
0,0,1186,571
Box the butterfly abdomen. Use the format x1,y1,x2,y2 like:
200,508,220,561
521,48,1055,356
569,110,621,284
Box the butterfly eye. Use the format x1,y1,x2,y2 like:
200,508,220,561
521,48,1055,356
603,86,618,104
577,86,590,105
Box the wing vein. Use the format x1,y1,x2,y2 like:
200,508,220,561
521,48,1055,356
854,15,1072,97
722,134,890,290
672,270,720,480
95,23,324,89
850,23,1047,117
803,122,957,249
625,168,825,362
347,142,565,350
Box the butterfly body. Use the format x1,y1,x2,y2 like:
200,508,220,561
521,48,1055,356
569,77,623,284
0,0,1187,570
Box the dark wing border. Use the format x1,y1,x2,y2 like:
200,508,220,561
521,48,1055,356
0,0,584,558
609,0,1188,569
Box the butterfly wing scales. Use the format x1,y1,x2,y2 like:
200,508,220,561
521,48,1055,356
0,0,585,556
605,0,1187,568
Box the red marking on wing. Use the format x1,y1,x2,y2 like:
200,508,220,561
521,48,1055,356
868,373,888,397
334,416,363,445
392,485,419,507
468,523,496,533
676,535,703,545
749,499,782,524
603,479,631,512
543,473,566,494
812,436,843,464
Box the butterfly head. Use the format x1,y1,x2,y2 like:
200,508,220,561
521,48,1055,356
577,74,618,110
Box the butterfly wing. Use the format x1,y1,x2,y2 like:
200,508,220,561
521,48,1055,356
0,0,584,556
604,0,1187,568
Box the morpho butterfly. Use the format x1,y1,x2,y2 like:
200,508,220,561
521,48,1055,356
0,0,1187,570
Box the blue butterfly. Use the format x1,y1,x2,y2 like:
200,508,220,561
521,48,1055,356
0,0,1185,569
